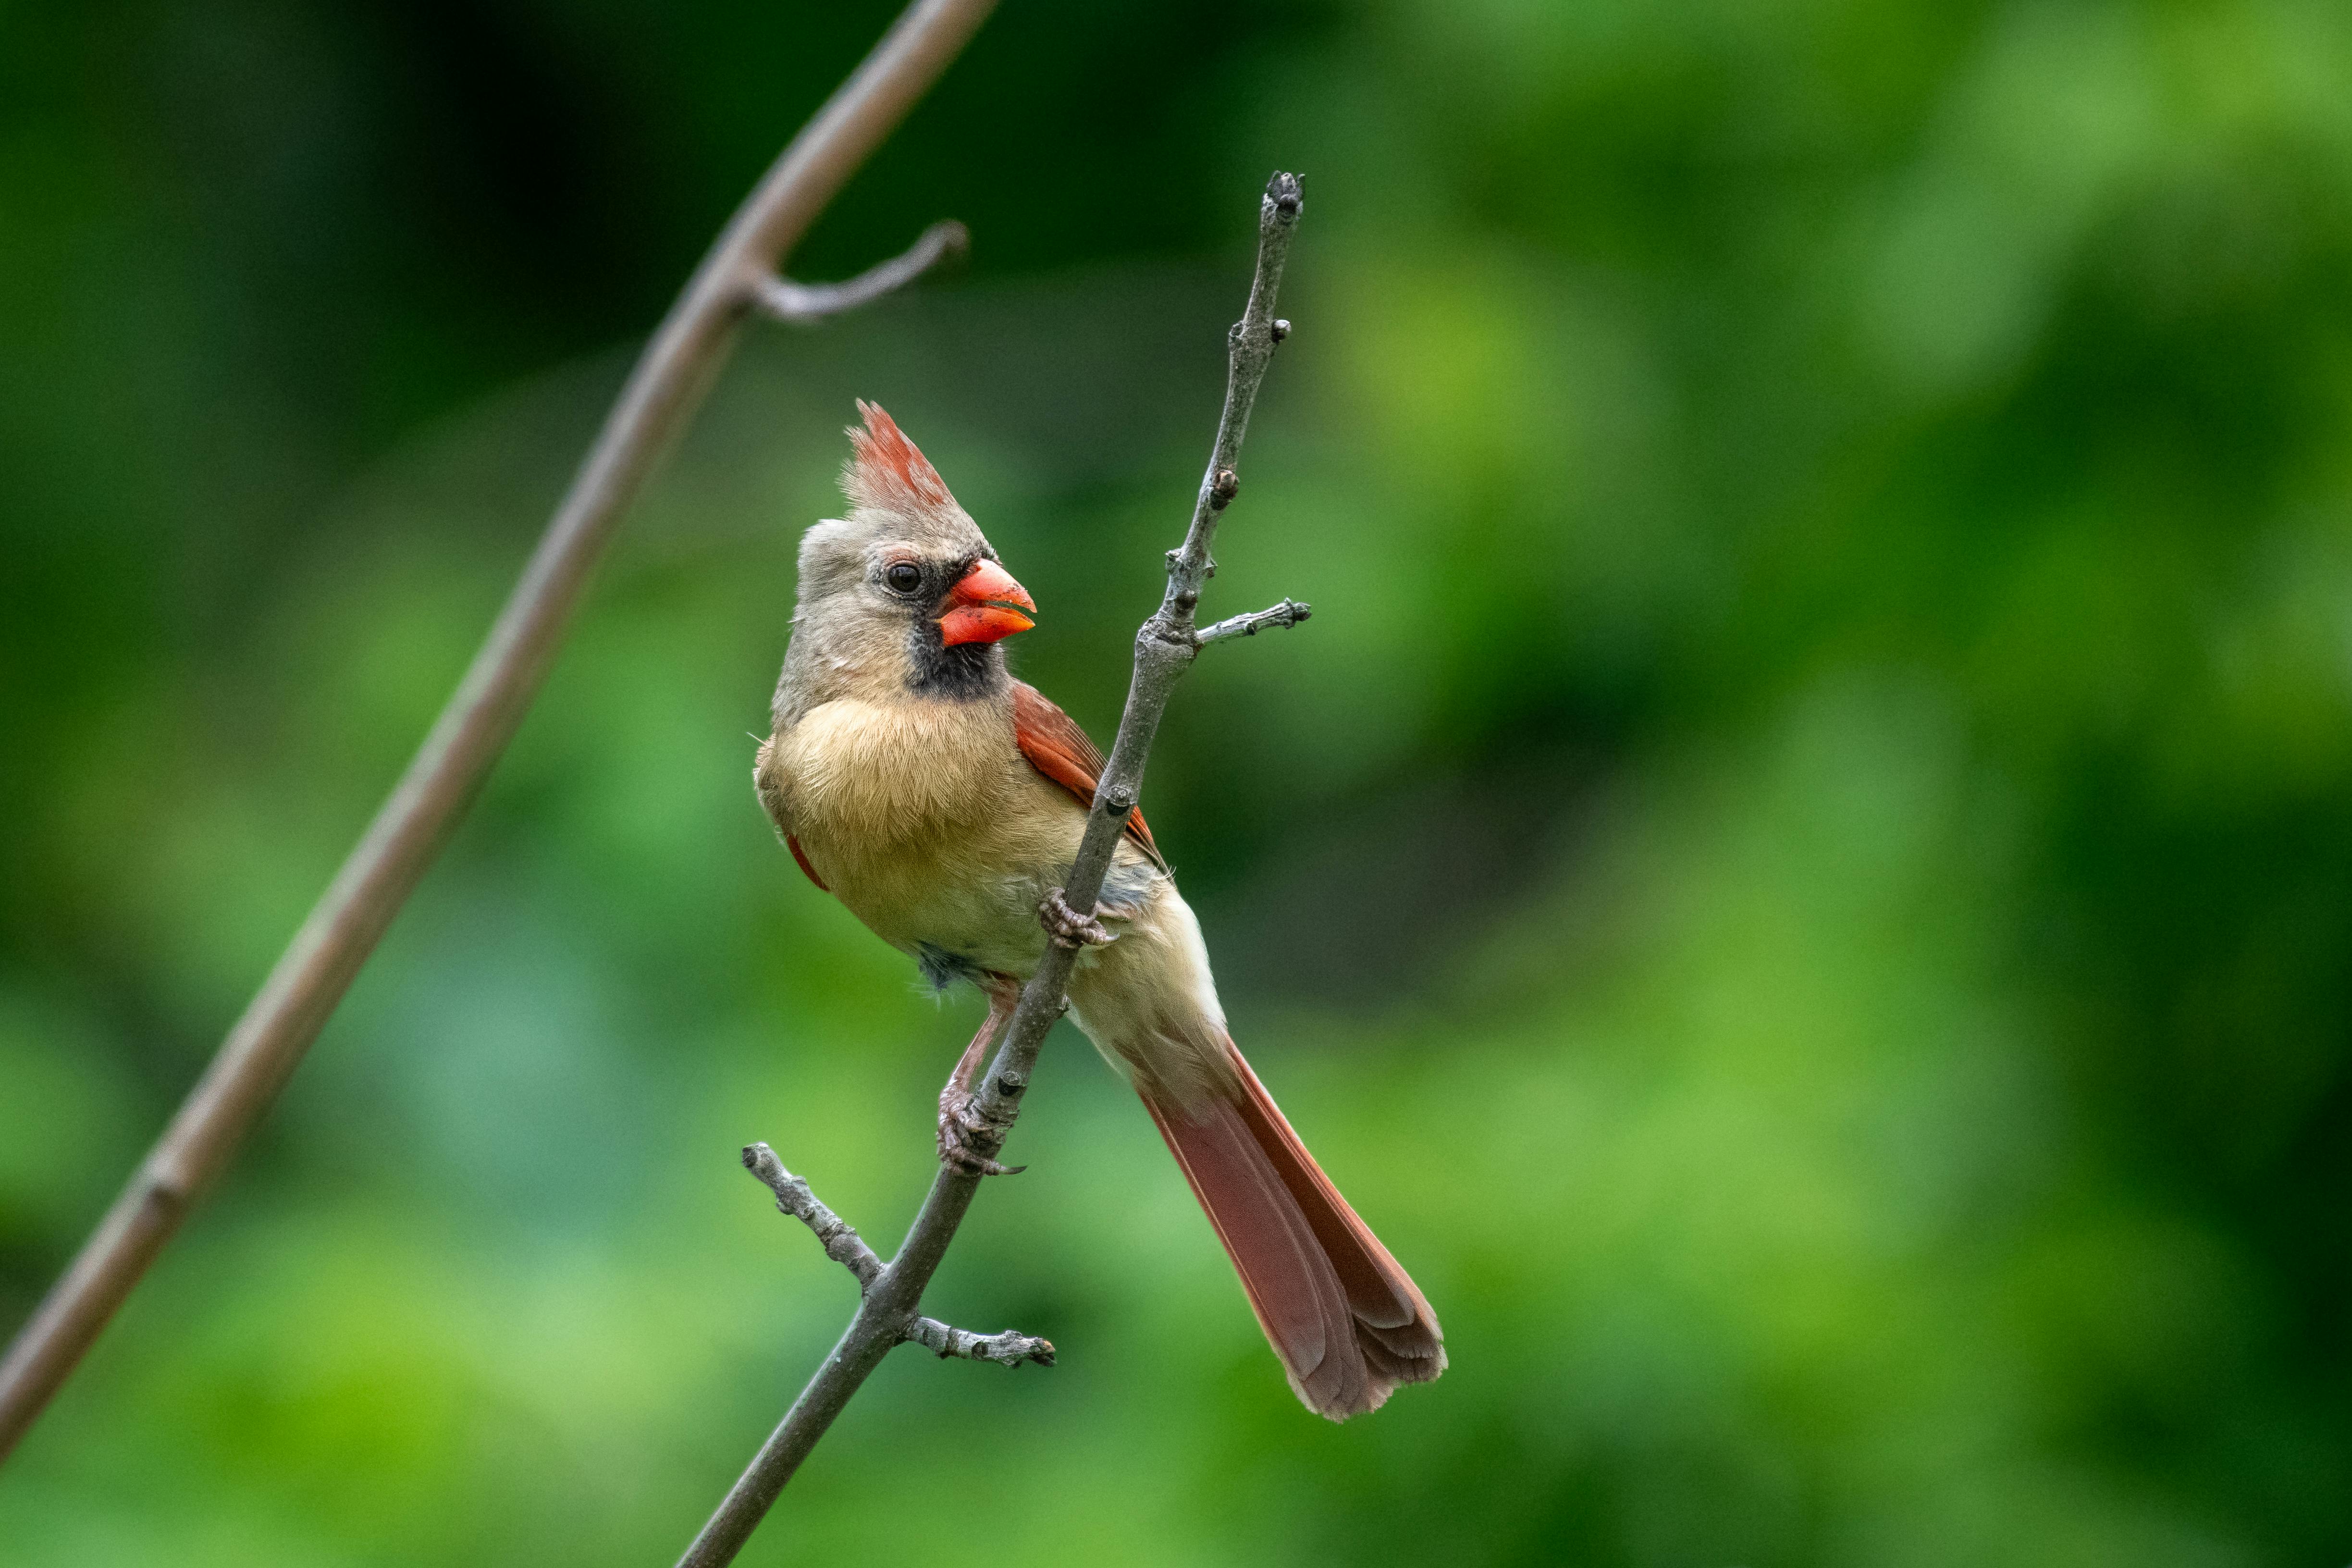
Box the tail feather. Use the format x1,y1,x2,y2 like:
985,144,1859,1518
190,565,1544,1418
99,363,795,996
1143,1039,1446,1420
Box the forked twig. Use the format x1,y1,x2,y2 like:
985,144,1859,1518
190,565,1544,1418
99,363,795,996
743,1145,1053,1367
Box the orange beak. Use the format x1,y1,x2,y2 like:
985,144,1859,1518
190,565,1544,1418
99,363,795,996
936,557,1037,647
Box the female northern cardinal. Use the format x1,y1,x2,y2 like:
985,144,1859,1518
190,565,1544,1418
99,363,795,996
755,403,1444,1419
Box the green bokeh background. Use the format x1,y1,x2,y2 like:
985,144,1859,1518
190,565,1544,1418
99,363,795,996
7,0,2352,1562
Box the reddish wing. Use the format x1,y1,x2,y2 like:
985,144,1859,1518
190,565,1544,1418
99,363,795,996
785,833,829,892
1011,681,1166,870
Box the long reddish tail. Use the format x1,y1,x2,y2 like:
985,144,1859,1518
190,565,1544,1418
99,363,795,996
1142,1042,1445,1420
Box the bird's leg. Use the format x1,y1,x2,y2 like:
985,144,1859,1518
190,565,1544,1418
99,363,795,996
1039,888,1114,950
938,973,1024,1177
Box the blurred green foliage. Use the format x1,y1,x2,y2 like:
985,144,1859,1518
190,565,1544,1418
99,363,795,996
6,0,2352,1562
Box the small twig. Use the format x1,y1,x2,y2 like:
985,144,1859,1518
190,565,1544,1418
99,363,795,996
902,1318,1055,1367
742,1144,881,1289
1194,597,1312,645
0,0,1002,1468
676,172,1309,1568
751,220,968,324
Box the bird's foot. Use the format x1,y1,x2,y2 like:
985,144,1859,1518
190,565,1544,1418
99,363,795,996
938,1087,1023,1178
1039,889,1114,950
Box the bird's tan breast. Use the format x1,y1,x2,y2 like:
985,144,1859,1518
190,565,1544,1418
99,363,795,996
757,693,1080,965
760,694,1015,848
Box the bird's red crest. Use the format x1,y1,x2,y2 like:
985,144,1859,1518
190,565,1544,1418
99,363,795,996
844,400,955,514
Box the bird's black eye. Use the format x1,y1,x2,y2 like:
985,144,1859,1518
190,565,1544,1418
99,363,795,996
885,561,923,594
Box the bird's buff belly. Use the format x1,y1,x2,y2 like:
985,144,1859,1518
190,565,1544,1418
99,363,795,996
816,837,1056,982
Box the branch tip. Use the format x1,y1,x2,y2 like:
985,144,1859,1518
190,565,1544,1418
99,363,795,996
903,1318,1057,1367
1194,598,1314,646
743,1141,883,1288
1267,171,1304,221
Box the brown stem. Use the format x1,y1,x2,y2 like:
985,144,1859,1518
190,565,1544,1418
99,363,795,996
0,0,999,1468
754,221,970,323
674,171,1309,1568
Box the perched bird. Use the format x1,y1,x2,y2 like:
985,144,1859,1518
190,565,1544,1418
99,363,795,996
755,402,1444,1419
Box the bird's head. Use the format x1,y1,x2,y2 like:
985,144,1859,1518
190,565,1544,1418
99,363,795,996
782,402,1036,709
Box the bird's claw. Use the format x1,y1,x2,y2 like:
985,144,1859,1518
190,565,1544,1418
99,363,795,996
1040,889,1114,950
938,1088,1023,1177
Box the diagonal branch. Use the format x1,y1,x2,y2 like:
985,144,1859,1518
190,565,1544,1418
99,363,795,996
752,221,968,323
675,171,1310,1568
0,0,1001,1468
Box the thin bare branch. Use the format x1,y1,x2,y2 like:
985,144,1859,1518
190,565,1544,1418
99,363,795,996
742,1144,882,1290
903,1318,1055,1367
0,0,1000,1468
1195,597,1312,644
675,172,1307,1568
753,220,968,323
